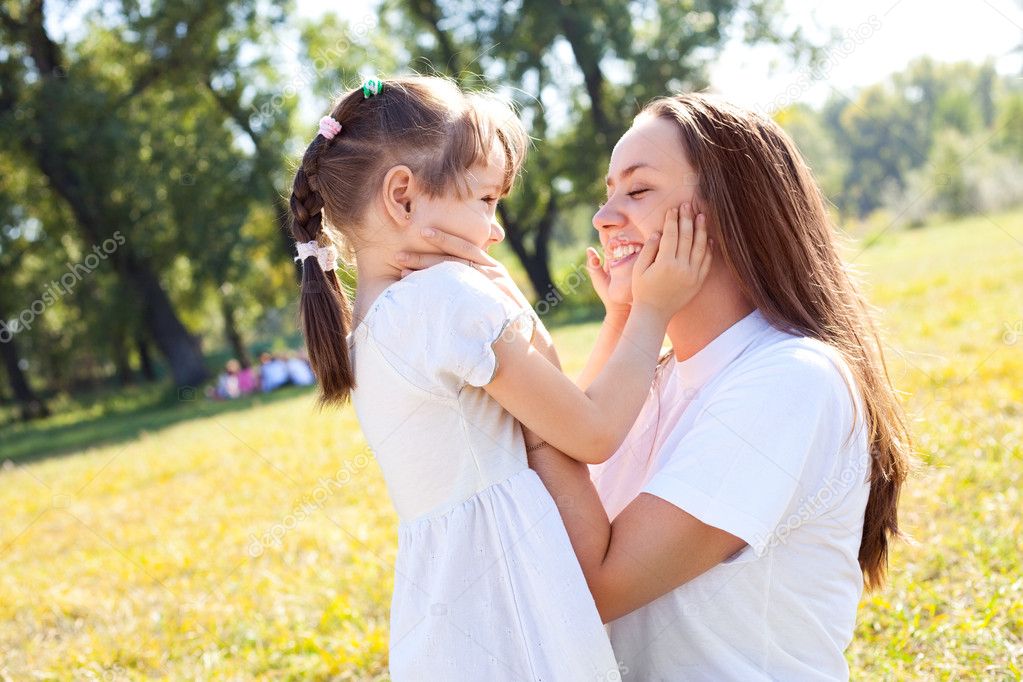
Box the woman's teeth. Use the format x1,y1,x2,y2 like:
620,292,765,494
607,243,641,264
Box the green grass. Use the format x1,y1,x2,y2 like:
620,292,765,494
1,209,1021,679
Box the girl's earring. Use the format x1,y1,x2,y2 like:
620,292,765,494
405,213,411,220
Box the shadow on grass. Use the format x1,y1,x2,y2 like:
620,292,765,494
2,383,317,467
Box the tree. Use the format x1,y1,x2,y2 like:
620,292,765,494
383,0,819,297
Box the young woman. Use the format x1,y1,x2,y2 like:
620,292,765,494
399,92,911,680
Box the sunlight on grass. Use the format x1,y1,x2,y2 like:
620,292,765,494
1,210,1021,679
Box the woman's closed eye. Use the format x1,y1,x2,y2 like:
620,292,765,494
627,188,650,198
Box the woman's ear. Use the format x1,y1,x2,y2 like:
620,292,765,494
381,165,417,226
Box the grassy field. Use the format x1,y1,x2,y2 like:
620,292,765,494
1,209,1021,680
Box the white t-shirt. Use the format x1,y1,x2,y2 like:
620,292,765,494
590,309,870,681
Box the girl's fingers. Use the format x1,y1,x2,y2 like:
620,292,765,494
689,212,708,269
657,207,680,263
697,248,713,282
633,232,660,274
676,203,695,262
420,227,499,267
586,247,610,287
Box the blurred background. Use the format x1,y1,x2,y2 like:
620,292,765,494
1,0,1021,679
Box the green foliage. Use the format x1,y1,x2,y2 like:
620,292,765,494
783,57,1020,221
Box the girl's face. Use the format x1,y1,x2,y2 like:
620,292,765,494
412,147,507,252
594,115,701,305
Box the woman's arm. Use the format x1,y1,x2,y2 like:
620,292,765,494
524,437,746,623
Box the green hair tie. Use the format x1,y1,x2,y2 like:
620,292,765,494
362,79,383,98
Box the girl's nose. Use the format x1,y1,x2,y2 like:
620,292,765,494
488,221,506,246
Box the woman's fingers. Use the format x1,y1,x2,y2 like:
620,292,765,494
396,252,470,272
656,207,680,263
419,227,499,267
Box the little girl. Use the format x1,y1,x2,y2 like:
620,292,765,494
288,76,711,680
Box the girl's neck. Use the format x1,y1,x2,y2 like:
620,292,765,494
352,244,402,326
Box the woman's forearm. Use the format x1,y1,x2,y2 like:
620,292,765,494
577,310,629,390
525,436,612,586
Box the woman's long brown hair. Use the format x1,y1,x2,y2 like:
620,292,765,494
289,76,527,409
644,93,911,590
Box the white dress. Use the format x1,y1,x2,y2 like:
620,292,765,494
349,261,620,682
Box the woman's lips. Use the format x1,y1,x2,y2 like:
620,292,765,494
605,241,644,269
609,251,639,269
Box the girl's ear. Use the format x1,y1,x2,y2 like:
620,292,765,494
381,165,417,226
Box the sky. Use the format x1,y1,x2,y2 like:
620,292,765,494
297,0,1023,113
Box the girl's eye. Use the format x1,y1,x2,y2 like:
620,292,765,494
627,189,650,198
482,196,498,206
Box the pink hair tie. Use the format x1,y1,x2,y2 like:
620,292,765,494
318,115,342,140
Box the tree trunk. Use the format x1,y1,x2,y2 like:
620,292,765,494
556,3,619,145
499,196,560,301
112,328,134,386
136,332,157,381
0,330,50,421
122,255,208,387
30,135,208,389
221,297,252,368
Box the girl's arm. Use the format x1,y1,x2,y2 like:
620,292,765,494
576,248,630,390
483,207,710,465
395,206,710,465
576,308,628,390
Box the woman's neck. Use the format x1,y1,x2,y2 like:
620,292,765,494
665,277,755,362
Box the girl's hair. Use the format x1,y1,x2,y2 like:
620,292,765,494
643,93,911,590
289,76,528,409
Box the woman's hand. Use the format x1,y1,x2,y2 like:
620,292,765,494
630,202,712,322
394,228,531,312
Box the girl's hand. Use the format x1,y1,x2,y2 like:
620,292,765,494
630,202,712,321
585,247,631,321
394,228,531,311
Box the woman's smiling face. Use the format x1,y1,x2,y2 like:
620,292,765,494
594,114,701,305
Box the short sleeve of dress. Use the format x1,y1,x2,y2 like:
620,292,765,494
364,261,536,396
641,345,861,557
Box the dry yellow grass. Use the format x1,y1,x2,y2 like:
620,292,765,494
1,209,1021,679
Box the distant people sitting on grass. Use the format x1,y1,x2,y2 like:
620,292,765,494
207,359,258,400
286,351,315,386
259,352,291,392
206,351,316,400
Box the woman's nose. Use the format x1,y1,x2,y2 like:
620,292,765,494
592,201,622,232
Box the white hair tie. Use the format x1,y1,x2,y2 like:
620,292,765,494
294,240,338,272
